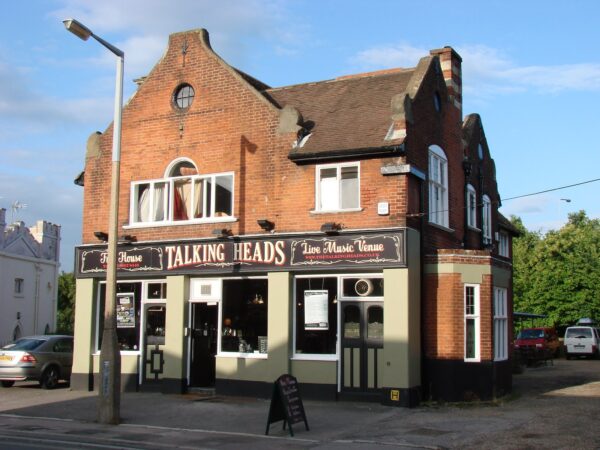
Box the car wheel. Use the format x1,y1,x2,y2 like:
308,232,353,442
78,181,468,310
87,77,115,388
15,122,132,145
566,353,572,360
1,380,15,388
40,366,60,389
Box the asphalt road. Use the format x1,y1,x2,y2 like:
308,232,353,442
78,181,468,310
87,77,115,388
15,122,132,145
0,358,599,449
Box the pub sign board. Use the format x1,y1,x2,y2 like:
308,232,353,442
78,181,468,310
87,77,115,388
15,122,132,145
76,231,406,277
265,374,309,437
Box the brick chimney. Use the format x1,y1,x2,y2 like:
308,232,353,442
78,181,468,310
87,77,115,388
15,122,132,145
430,46,462,115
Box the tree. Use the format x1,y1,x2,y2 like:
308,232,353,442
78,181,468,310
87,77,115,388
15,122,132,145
56,272,76,334
511,211,600,328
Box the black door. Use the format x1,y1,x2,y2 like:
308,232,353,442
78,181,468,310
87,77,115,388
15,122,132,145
142,304,166,386
190,303,218,387
341,302,384,395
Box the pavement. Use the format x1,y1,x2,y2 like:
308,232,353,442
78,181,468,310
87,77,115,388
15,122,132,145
1,359,600,449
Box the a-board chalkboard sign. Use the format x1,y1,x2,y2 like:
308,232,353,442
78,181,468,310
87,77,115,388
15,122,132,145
265,374,309,436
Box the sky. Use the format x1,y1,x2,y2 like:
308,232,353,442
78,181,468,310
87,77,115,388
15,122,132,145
1,0,599,272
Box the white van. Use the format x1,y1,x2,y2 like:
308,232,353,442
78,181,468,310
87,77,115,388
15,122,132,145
564,326,600,359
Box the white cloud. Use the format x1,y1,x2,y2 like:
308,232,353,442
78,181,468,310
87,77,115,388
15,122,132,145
50,0,302,79
350,42,600,100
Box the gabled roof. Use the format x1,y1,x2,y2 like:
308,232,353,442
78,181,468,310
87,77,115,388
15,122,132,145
265,68,416,162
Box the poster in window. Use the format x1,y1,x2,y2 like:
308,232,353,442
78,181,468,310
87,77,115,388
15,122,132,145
304,290,328,330
116,293,136,328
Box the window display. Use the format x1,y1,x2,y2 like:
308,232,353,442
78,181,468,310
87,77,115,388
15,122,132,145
97,282,141,351
295,277,338,354
220,279,268,354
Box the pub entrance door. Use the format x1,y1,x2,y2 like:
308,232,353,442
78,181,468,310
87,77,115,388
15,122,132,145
141,303,167,390
340,301,384,397
189,303,218,387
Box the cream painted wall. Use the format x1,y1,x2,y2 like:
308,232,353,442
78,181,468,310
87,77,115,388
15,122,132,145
93,353,139,374
425,262,491,284
72,278,96,375
163,275,187,380
291,359,336,385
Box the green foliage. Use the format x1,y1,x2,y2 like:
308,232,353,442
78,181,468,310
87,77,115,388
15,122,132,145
511,211,600,328
56,272,76,334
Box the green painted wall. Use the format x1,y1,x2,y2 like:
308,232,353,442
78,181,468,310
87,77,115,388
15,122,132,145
382,227,421,388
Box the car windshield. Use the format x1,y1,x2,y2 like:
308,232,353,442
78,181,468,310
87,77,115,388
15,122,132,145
517,329,544,339
2,338,46,351
566,327,592,338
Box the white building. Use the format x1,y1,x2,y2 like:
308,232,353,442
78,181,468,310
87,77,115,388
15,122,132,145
0,208,60,346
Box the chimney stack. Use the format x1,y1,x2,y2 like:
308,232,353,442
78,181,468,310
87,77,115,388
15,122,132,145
430,46,462,115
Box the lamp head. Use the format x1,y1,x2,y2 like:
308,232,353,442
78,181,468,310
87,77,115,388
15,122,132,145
257,219,275,232
320,222,342,235
63,19,92,41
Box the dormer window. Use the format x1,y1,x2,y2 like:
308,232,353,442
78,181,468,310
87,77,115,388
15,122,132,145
130,159,234,226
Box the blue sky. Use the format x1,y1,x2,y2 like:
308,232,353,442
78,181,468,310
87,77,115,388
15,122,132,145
1,0,599,272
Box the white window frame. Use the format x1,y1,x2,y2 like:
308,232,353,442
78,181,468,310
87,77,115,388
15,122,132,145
314,162,361,213
129,171,235,227
466,184,477,229
292,273,384,362
482,195,492,245
494,287,508,361
498,232,510,257
95,279,167,356
464,284,480,362
428,145,449,228
215,276,268,359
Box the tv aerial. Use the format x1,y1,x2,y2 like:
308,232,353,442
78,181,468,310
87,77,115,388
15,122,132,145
11,200,28,222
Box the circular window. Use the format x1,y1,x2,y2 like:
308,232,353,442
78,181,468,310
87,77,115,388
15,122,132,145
173,83,195,109
355,279,374,296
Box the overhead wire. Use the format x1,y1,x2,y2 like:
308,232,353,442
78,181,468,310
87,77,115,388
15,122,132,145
405,176,600,219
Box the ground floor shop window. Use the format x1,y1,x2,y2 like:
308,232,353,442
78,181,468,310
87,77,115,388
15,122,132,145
96,280,167,352
295,277,339,355
220,278,267,354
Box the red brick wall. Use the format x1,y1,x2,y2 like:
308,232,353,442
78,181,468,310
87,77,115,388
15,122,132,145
423,250,502,362
81,30,412,244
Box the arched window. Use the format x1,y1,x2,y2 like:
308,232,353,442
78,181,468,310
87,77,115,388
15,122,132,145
428,145,449,228
131,158,234,225
466,184,477,228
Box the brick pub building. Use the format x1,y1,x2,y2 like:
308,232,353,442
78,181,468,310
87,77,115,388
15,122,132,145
72,29,516,405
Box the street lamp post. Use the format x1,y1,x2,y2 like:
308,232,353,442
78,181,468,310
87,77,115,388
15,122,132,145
63,18,123,425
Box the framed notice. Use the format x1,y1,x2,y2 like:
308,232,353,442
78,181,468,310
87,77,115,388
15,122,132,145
116,293,136,328
304,290,328,330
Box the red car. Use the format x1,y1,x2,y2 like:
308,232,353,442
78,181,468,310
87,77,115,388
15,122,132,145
514,327,560,363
